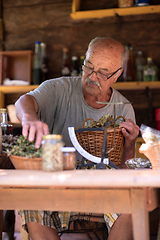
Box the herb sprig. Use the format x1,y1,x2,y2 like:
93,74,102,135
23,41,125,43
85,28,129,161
7,135,42,158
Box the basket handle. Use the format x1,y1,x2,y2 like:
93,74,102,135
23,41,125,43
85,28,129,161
82,118,95,128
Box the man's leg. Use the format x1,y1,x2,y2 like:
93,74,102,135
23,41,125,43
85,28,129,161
27,222,60,240
108,214,133,240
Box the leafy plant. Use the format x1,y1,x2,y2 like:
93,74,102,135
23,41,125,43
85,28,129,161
83,114,125,128
7,135,42,158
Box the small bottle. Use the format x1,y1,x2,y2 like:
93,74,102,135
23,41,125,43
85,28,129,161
143,57,158,82
135,51,146,82
0,108,13,135
71,56,79,76
33,41,41,85
42,134,63,172
61,48,71,76
61,147,76,170
40,42,48,83
79,56,85,76
123,44,135,82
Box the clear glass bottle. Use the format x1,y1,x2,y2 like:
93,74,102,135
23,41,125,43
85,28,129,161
79,55,85,76
71,56,79,76
135,51,146,82
143,57,158,82
40,42,48,83
0,108,13,135
42,134,63,171
33,41,41,85
123,44,135,82
61,48,71,76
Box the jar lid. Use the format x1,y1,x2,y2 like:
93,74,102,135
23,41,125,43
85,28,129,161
42,134,62,139
0,108,7,113
61,147,76,152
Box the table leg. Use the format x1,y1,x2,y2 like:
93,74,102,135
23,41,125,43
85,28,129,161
0,210,3,240
131,188,149,240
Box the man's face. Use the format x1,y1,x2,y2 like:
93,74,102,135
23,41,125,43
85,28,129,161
82,45,122,97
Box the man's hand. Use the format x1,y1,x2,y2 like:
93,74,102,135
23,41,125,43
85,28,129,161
22,119,49,148
119,119,140,167
120,119,140,147
15,94,50,149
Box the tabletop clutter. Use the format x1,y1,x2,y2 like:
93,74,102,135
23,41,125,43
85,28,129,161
139,124,160,170
1,113,160,171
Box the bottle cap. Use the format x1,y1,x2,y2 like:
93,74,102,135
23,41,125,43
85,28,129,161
42,134,62,140
61,147,76,152
0,108,7,113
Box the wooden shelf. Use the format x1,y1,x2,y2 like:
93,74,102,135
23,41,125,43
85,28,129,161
71,0,160,20
0,85,38,108
0,50,33,85
112,81,160,90
0,82,160,108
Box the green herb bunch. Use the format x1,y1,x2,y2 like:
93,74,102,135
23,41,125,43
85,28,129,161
84,114,125,128
7,135,42,158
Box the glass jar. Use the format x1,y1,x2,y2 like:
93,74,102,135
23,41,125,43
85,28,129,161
0,108,13,135
61,147,76,170
118,0,133,7
42,134,63,171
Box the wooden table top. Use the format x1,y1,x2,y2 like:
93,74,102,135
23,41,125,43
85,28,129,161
0,169,159,188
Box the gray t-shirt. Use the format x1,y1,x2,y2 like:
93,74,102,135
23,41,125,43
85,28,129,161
28,76,135,147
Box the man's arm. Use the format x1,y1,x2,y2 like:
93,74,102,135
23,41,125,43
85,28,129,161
15,94,49,148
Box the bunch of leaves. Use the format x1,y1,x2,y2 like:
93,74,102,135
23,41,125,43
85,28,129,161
7,135,42,158
2,135,19,152
84,114,124,128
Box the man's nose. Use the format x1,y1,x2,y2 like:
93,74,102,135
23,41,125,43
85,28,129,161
89,71,98,81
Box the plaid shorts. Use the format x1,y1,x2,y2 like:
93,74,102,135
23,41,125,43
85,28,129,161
19,210,120,233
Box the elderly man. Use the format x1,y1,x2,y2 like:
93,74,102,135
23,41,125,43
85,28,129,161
15,37,139,240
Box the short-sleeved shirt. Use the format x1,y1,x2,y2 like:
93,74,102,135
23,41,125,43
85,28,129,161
28,76,135,148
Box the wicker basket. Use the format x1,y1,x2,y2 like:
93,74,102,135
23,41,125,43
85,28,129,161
75,117,125,167
9,155,42,170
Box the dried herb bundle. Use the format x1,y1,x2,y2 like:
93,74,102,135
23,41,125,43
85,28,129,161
7,135,42,158
83,114,125,128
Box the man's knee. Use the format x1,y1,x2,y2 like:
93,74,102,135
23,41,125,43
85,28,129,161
26,222,60,240
108,214,133,240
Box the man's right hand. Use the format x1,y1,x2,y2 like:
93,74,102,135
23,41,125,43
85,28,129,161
22,119,49,148
15,94,49,149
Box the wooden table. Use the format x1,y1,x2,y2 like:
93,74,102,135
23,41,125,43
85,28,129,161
0,169,159,240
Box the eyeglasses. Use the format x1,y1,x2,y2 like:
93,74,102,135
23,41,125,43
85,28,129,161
82,65,122,81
